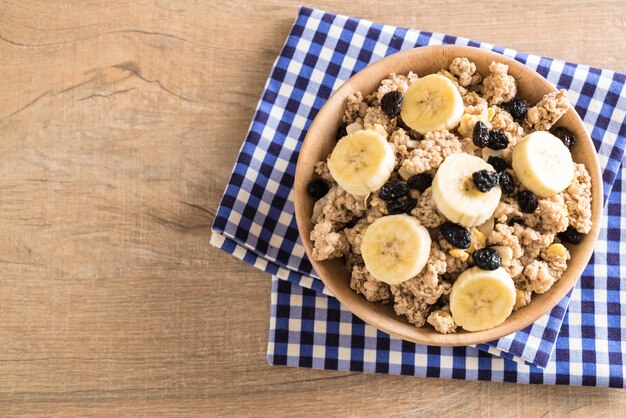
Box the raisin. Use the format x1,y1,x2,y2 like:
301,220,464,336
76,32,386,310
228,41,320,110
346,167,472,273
487,156,507,172
431,296,448,311
472,247,502,270
472,121,489,148
472,170,500,193
518,190,538,213
507,97,528,121
380,182,410,201
552,127,575,149
407,173,433,193
440,222,472,249
387,199,417,214
499,171,515,195
558,226,583,244
488,130,509,150
336,124,348,141
381,91,403,118
307,179,329,199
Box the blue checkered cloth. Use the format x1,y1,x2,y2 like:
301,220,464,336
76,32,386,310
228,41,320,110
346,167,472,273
211,6,626,383
267,165,624,386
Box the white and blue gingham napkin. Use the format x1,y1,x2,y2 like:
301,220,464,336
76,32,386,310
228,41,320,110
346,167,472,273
267,165,624,386
211,7,626,384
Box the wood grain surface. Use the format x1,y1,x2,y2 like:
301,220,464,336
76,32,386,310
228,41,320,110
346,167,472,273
0,0,624,416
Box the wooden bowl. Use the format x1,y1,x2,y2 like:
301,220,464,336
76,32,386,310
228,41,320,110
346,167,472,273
294,45,603,346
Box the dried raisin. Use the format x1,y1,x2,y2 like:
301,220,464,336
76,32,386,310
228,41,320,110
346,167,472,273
487,156,507,172
381,91,403,118
518,190,538,213
499,171,515,195
473,121,489,148
380,182,410,201
407,173,432,193
487,130,509,150
307,179,329,198
507,97,527,121
472,170,500,193
387,199,417,214
472,247,502,270
558,226,583,244
440,222,472,249
552,127,575,149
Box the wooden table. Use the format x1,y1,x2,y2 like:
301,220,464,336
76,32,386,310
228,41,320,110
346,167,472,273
1,0,624,415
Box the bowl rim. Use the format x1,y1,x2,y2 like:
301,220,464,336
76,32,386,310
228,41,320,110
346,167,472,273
294,45,603,346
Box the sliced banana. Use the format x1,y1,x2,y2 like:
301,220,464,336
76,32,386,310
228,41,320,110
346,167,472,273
432,153,502,227
512,131,575,197
400,74,464,134
449,267,516,332
361,214,431,285
476,217,495,239
327,128,395,197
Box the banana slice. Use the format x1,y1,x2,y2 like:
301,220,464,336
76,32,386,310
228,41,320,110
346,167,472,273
361,214,431,285
512,131,575,197
476,217,495,239
400,74,464,134
327,128,395,197
432,153,502,227
449,267,516,331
